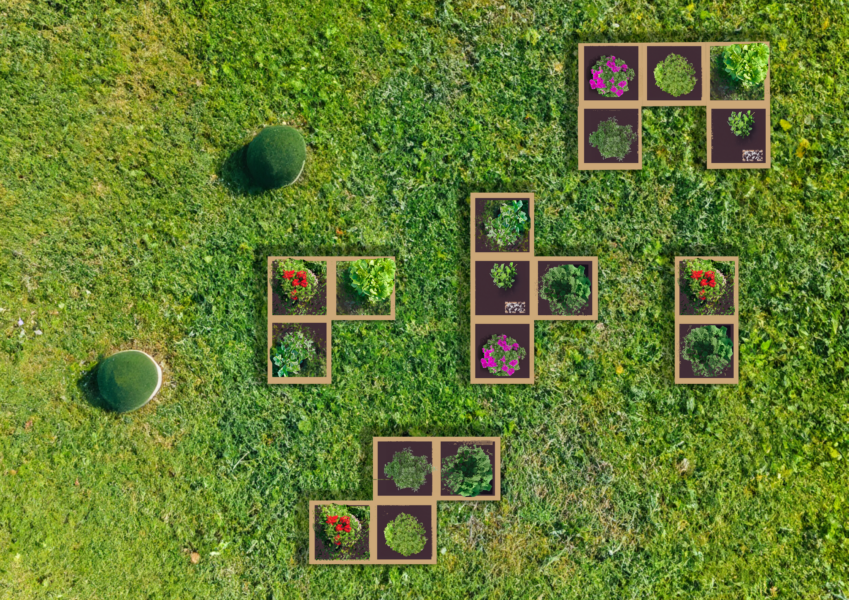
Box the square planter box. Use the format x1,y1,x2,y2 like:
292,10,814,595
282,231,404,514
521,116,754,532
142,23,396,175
373,440,436,500
579,108,642,170
267,322,330,384
471,322,533,384
709,43,769,101
581,45,641,102
334,258,396,320
438,439,501,501
375,503,437,564
474,260,530,316
709,108,769,167
675,257,738,318
536,258,598,321
676,322,738,384
472,195,534,254
270,258,328,316
646,45,704,103
309,501,373,564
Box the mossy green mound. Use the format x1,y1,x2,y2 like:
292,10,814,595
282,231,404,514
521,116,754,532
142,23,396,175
97,350,162,413
246,125,306,189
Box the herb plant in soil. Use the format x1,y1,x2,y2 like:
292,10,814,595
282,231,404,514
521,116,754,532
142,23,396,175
383,513,427,557
653,53,697,97
490,262,517,289
269,324,326,378
384,448,432,492
589,118,637,161
442,445,494,497
710,44,768,100
315,505,370,561
336,258,394,316
680,259,736,316
273,258,327,316
483,200,529,250
682,325,734,378
728,110,755,137
481,334,526,377
540,264,591,315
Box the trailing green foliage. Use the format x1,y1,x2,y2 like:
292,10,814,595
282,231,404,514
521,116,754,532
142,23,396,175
384,448,432,491
96,350,161,413
682,325,734,377
246,125,306,189
270,330,314,377
485,200,529,249
588,118,637,161
723,43,770,88
653,53,697,97
442,445,494,497
490,262,517,289
348,258,395,304
539,264,591,315
728,110,755,137
384,513,427,557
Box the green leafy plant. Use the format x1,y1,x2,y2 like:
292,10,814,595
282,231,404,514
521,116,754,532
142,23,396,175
683,259,731,312
485,200,529,249
316,505,368,560
728,110,754,137
539,264,591,315
682,325,734,377
490,262,517,289
384,448,432,491
349,258,395,304
246,125,306,189
723,43,769,89
442,445,494,497
653,53,697,97
276,258,320,305
270,330,314,377
588,118,637,161
481,334,526,376
384,513,427,556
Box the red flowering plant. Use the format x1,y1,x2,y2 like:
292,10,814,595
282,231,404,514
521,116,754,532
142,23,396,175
316,505,369,560
275,258,320,305
682,259,732,314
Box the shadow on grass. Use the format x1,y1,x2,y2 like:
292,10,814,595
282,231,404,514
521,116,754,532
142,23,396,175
219,144,264,196
77,361,111,411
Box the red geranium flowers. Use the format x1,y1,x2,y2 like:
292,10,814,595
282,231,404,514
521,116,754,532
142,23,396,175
277,260,319,304
691,269,716,299
325,514,353,545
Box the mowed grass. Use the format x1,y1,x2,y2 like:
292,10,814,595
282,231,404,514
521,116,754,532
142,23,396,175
0,0,847,598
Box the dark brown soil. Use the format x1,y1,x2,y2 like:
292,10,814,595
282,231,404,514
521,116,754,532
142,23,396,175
376,441,434,497
376,504,433,561
475,260,530,315
583,45,640,101
474,323,530,380
647,46,703,101
679,323,735,379
711,108,767,164
709,46,766,101
474,197,531,253
537,261,593,317
440,440,497,498
678,260,736,316
270,322,327,378
271,260,327,316
584,109,640,164
314,504,371,561
335,260,392,316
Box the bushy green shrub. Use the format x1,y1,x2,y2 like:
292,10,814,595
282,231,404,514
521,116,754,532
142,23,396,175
384,513,427,556
728,110,754,137
384,448,432,491
481,334,526,376
276,258,320,304
317,505,368,560
97,350,161,413
539,264,591,315
682,325,734,377
349,258,395,304
654,53,697,97
246,125,306,189
490,262,517,289
723,43,769,88
270,331,314,377
485,200,529,249
442,445,494,497
588,118,637,161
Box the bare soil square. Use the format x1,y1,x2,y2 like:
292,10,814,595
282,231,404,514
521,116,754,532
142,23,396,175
709,45,766,101
583,109,640,164
376,441,434,497
678,323,735,379
475,261,530,315
537,261,594,317
474,197,531,253
583,45,640,101
711,108,767,164
439,440,497,498
678,259,736,316
271,259,328,316
313,504,371,561
335,259,393,316
474,323,531,380
376,504,433,561
647,46,703,101
270,322,328,378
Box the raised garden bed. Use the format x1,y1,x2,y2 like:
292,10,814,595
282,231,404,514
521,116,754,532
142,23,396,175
475,260,530,316
270,258,327,316
536,259,598,320
676,257,738,317
269,322,328,382
439,440,497,499
710,108,768,165
676,323,738,383
376,503,436,563
473,196,532,253
646,45,703,102
581,45,640,102
311,502,371,563
375,440,434,497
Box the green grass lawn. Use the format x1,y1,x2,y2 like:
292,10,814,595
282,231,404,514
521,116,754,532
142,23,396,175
1,0,847,598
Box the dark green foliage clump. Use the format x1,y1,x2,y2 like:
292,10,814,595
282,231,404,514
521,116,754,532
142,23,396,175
246,126,306,189
384,513,427,556
442,445,494,497
539,264,591,315
96,350,161,413
589,118,637,161
654,53,697,97
384,448,432,491
682,325,734,377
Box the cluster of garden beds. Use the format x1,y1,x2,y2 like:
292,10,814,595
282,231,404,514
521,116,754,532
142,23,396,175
674,256,740,384
266,256,396,384
469,193,598,384
578,42,770,170
309,437,500,565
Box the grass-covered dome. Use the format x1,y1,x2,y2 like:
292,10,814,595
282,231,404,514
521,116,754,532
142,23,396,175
97,350,162,413
246,125,306,189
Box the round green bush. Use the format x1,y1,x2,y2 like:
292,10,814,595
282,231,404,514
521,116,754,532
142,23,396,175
654,53,697,97
246,126,306,189
97,350,162,413
384,513,427,556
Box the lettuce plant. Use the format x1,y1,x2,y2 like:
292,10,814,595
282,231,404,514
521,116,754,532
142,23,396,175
481,334,526,376
653,53,697,97
723,43,769,88
442,445,493,497
589,55,635,98
349,258,395,304
490,262,517,289
384,513,426,556
539,264,591,315
682,325,734,377
588,118,637,161
270,331,314,377
384,448,432,491
485,200,528,249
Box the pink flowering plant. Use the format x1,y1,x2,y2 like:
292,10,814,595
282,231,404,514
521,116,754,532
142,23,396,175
481,334,527,377
589,55,635,98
